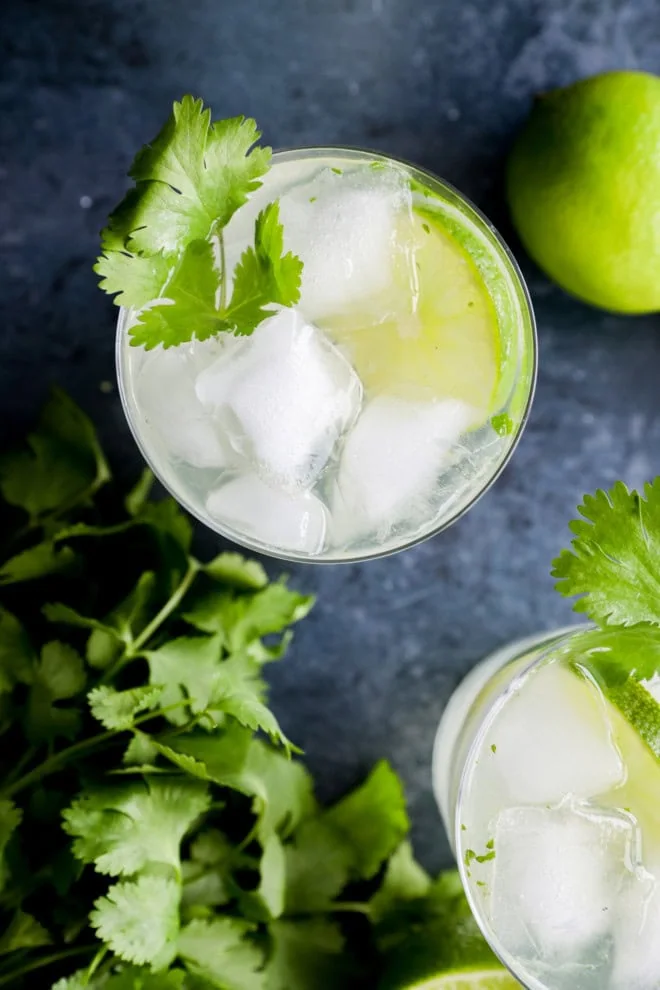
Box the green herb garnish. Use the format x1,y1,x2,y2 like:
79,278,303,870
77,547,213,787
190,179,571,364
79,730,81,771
0,391,473,990
95,96,303,350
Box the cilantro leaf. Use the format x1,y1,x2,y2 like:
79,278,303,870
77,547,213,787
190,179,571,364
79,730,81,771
145,634,225,726
265,919,351,990
54,968,185,990
0,800,22,893
283,819,353,915
25,641,86,743
128,204,303,349
182,829,233,909
324,761,409,880
88,685,163,730
0,606,35,695
0,387,109,523
63,778,210,876
368,841,431,926
222,583,314,652
138,498,193,555
216,202,303,336
91,874,180,968
184,582,312,648
556,624,660,686
0,909,52,954
106,100,270,255
237,741,317,840
94,250,173,310
123,731,161,767
145,635,290,746
210,654,291,747
204,553,268,590
553,480,660,627
128,240,221,350
178,917,265,990
152,723,253,784
0,541,77,586
236,833,286,922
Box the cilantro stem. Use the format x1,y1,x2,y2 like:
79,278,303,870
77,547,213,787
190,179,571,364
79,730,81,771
133,557,200,650
2,730,119,798
0,945,97,987
101,557,201,684
85,945,108,981
3,744,39,786
2,700,202,798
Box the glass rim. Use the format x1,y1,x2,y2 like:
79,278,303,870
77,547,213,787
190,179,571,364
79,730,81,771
115,144,538,565
453,623,595,990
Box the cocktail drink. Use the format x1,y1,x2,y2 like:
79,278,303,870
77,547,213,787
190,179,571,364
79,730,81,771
102,99,536,562
433,626,660,990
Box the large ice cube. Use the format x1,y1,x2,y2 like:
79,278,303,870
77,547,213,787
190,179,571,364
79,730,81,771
195,309,362,492
206,474,327,555
278,164,417,323
490,804,636,964
487,661,625,805
135,344,230,468
611,862,660,990
333,396,475,541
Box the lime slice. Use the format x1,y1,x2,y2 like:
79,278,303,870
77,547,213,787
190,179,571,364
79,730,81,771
327,211,500,415
405,969,521,989
602,678,660,841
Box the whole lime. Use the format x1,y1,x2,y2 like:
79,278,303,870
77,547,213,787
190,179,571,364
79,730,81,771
506,70,660,313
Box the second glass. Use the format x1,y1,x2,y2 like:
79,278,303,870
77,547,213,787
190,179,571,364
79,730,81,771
434,627,660,990
117,148,536,563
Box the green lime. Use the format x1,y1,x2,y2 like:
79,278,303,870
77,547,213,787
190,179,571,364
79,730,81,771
390,968,520,989
506,70,660,313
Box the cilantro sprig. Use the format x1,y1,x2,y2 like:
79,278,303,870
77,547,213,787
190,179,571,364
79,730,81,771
552,479,660,707
1,390,479,990
95,96,303,349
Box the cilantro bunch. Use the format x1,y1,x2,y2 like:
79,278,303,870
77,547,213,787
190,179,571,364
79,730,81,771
0,390,473,990
96,97,303,349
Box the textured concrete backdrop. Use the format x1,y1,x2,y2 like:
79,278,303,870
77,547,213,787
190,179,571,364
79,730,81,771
2,0,660,868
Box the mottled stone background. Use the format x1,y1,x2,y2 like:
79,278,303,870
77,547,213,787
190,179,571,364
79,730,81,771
2,0,660,869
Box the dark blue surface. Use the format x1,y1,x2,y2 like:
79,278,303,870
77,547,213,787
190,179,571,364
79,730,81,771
2,0,660,869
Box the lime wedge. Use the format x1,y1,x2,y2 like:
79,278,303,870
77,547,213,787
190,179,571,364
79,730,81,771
406,969,521,989
327,211,500,415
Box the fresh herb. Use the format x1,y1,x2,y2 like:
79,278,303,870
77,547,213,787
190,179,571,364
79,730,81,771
2,391,494,989
95,96,303,350
553,480,660,628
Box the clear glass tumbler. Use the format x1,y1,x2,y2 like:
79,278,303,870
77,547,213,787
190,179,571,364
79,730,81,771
433,626,660,990
117,147,536,563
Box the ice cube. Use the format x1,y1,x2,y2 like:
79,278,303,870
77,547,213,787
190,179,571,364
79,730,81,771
487,661,625,805
206,474,327,555
195,309,362,492
135,344,231,468
490,804,636,964
278,164,417,323
333,396,476,540
611,862,660,990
